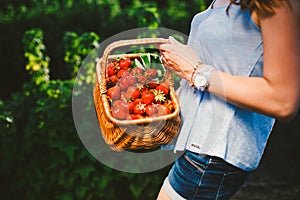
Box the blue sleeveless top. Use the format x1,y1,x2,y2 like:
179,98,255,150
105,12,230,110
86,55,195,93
173,3,275,171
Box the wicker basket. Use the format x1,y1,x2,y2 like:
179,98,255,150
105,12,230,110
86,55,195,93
93,38,181,151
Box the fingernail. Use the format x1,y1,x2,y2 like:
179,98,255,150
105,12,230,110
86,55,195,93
169,36,174,40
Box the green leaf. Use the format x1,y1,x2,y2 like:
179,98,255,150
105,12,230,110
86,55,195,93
134,58,145,70
76,185,88,199
75,164,95,180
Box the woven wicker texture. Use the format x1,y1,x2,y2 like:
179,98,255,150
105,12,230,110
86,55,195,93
93,38,181,151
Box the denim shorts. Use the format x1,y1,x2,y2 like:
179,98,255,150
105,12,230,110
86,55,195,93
163,151,249,200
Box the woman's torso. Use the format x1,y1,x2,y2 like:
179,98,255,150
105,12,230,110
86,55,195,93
174,1,275,171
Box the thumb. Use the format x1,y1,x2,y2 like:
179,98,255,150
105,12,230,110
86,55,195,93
168,36,182,45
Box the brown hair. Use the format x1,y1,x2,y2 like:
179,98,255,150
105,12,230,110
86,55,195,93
228,0,290,18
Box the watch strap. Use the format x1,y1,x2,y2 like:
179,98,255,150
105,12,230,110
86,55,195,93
199,64,215,80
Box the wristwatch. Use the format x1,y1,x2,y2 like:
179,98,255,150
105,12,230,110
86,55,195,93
191,64,215,91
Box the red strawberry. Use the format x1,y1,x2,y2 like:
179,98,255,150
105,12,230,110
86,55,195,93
107,85,121,100
140,87,149,95
157,104,171,116
125,58,132,68
145,69,157,79
141,91,155,105
137,75,147,84
128,101,135,113
119,58,132,69
117,69,129,78
126,86,140,100
112,106,127,120
131,67,143,76
164,100,175,112
120,91,127,101
133,98,142,105
107,63,117,76
156,82,169,95
118,101,131,114
127,75,137,85
109,75,118,84
133,102,146,115
126,114,138,120
119,76,131,90
148,81,159,89
145,104,158,116
112,99,122,108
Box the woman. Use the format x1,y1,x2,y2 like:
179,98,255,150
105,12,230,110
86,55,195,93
157,0,300,199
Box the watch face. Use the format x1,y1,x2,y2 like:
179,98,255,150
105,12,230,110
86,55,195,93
194,73,207,88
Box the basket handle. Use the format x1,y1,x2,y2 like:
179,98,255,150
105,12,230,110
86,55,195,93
102,38,169,65
100,38,174,92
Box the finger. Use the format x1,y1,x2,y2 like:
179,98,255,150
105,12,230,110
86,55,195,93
160,54,171,66
160,51,170,63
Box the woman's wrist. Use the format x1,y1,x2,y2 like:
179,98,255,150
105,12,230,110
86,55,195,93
189,63,216,91
189,61,203,85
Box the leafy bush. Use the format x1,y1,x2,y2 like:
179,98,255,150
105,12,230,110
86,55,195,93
0,28,174,200
0,0,207,99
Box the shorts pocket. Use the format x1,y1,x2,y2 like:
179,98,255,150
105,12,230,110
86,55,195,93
216,170,249,199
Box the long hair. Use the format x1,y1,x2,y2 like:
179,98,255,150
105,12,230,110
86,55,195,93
227,0,291,18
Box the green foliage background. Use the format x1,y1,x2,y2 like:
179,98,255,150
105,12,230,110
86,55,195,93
0,1,208,199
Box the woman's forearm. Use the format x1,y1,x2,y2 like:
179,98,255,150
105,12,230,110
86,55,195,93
208,70,300,121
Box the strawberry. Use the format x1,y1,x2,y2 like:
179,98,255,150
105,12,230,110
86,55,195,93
126,114,138,120
112,106,127,120
117,69,129,78
145,69,158,79
126,86,140,100
119,76,131,90
118,101,131,114
109,75,118,84
133,98,142,105
140,87,149,95
125,58,133,68
137,75,147,84
148,81,159,89
160,81,170,89
107,85,121,100
119,58,132,69
107,63,117,76
141,91,155,105
133,102,146,115
120,91,127,101
112,99,122,108
127,75,137,85
164,99,175,112
157,104,171,116
156,82,169,95
131,67,143,76
145,104,158,116
138,76,147,84
128,101,135,113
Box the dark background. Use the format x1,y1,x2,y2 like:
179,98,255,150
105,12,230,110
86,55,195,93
0,0,299,199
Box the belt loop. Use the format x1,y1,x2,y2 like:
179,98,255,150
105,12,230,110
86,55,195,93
208,157,212,165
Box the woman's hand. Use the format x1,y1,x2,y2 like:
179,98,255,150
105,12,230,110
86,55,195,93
157,36,203,82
